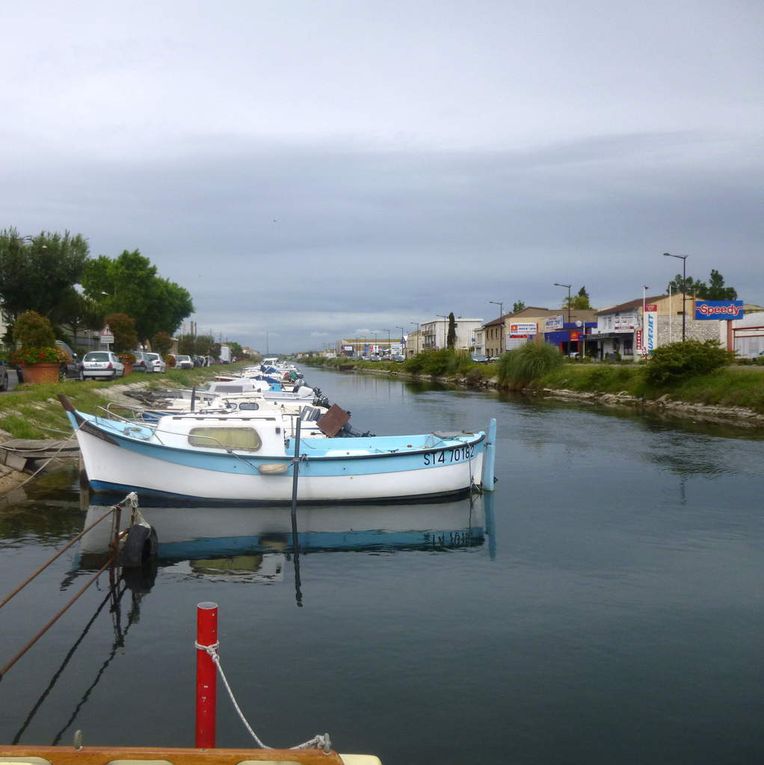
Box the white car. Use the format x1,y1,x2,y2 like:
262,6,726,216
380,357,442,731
81,351,125,380
144,352,167,373
175,354,194,369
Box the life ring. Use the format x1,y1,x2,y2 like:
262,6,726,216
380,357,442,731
120,523,158,568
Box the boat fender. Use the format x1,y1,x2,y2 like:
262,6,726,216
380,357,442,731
120,523,158,568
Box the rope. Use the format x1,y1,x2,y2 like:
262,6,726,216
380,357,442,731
194,641,331,753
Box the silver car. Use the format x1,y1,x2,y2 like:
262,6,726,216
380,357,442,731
82,351,125,380
144,352,167,373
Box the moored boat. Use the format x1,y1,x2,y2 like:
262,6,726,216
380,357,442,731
60,396,492,504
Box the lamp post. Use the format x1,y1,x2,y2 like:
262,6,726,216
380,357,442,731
642,284,649,354
396,326,405,355
554,283,572,324
554,282,572,355
410,321,420,355
383,328,391,357
663,252,688,341
489,300,503,318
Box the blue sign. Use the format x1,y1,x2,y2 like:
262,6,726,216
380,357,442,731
694,300,744,320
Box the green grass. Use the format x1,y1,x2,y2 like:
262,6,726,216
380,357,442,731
0,364,237,439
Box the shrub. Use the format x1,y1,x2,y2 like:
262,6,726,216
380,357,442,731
402,349,472,378
497,342,563,390
13,310,56,348
644,340,733,386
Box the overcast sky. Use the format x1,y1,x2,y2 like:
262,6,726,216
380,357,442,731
2,1,762,352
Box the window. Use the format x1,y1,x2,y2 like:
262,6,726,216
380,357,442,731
189,427,262,451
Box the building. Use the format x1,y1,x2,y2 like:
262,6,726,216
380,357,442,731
419,317,482,352
592,294,720,360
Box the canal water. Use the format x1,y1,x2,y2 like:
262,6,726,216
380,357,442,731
1,367,762,764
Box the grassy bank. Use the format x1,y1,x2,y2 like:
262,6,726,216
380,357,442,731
0,365,235,440
307,351,764,415
538,363,764,412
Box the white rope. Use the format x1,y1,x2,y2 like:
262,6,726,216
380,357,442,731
194,641,331,753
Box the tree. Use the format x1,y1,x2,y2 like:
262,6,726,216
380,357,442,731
152,331,174,356
570,286,591,310
666,274,706,297
447,312,457,349
105,313,138,353
194,334,215,357
698,269,737,300
512,300,526,313
666,270,738,301
0,228,89,343
177,333,196,355
81,250,194,343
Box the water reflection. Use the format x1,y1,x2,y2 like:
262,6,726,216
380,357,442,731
78,494,489,577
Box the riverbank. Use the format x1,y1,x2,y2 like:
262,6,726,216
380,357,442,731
306,357,764,429
0,366,235,495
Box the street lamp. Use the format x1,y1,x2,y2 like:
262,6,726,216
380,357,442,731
396,326,405,355
663,252,688,341
642,284,649,355
489,300,503,318
410,321,420,355
383,328,391,356
554,283,572,324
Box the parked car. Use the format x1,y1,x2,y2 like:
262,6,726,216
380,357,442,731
175,354,194,369
144,352,167,373
81,351,125,380
131,351,149,372
471,353,490,363
55,340,83,379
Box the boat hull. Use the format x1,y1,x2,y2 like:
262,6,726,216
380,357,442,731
71,412,485,504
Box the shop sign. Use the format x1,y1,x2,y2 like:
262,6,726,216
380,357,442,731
644,307,658,353
544,315,564,331
510,322,537,336
695,300,744,320
100,325,114,344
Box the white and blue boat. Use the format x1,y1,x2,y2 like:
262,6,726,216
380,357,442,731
60,396,495,504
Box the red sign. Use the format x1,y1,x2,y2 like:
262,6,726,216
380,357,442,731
645,304,658,312
570,331,580,340
636,329,643,348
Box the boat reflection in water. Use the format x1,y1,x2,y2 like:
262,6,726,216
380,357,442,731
78,494,491,584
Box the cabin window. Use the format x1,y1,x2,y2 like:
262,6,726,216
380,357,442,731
238,402,260,410
188,427,262,451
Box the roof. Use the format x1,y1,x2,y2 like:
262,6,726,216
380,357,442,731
597,296,666,315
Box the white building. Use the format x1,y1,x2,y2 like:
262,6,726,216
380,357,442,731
420,317,483,352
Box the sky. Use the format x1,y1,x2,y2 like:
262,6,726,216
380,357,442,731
2,0,762,352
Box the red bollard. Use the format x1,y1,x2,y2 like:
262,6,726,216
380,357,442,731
195,602,218,748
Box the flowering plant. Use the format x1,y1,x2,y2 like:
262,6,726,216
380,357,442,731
10,346,67,365
118,352,136,364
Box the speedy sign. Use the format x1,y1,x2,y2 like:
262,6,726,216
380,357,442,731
645,304,658,353
695,300,744,320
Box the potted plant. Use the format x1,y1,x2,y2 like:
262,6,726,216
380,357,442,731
10,311,67,384
118,352,136,375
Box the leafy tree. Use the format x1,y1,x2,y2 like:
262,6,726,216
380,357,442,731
667,270,738,301
82,250,194,343
151,331,174,356
0,228,89,342
210,341,221,360
229,341,244,360
447,312,457,349
194,334,215,357
698,269,737,300
105,313,139,353
55,289,102,348
512,300,526,313
177,333,197,355
570,286,591,309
